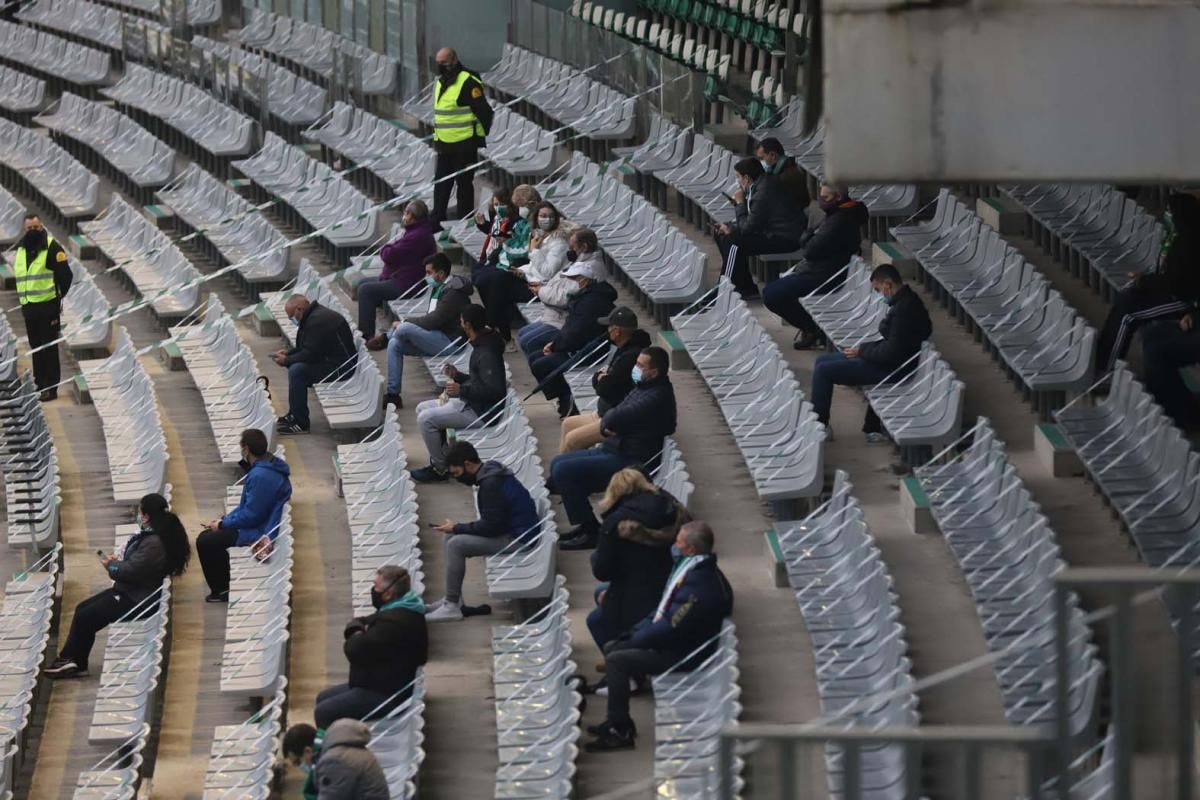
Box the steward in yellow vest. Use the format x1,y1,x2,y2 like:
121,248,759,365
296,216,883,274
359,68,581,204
431,47,493,230
13,213,73,400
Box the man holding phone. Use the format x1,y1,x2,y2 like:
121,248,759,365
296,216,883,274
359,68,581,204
713,158,805,300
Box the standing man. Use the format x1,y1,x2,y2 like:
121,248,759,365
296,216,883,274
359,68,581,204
432,47,494,231
14,213,72,401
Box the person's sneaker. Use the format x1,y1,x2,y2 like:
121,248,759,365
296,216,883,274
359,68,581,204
277,419,310,435
365,334,388,351
426,600,463,622
383,392,403,409
864,432,889,445
793,332,823,350
425,597,448,614
276,413,294,426
44,658,86,678
38,389,57,402
410,464,449,483
206,590,229,603
585,722,636,752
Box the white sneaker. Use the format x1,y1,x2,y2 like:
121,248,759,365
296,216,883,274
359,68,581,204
425,597,447,614
426,601,463,622
594,678,637,697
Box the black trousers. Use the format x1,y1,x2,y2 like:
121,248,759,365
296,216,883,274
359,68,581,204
716,233,800,296
197,527,240,595
433,147,478,227
60,588,139,670
22,301,61,391
484,270,533,340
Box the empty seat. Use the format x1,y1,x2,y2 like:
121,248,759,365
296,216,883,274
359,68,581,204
191,36,328,126
0,117,100,220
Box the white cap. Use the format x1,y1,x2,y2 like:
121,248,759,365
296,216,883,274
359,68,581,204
562,260,597,279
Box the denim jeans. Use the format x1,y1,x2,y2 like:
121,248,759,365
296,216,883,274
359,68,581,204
763,271,841,335
287,362,319,427
356,278,405,338
550,448,636,529
314,683,395,729
810,352,892,426
517,322,559,359
415,398,478,468
386,322,453,394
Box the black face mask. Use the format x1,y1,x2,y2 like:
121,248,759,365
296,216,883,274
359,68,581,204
565,249,578,263
454,471,477,486
22,229,47,252
370,588,384,609
438,63,459,79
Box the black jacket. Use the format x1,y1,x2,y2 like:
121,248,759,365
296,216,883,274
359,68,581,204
343,605,428,698
593,329,652,415
732,174,804,243
106,529,169,603
407,274,474,341
285,302,357,380
773,157,811,211
601,374,677,466
1155,192,1200,303
858,285,933,373
623,555,734,668
449,328,507,416
799,200,869,280
550,281,618,355
592,490,690,637
452,461,541,542
434,67,494,152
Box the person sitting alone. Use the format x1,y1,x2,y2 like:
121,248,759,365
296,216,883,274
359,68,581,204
44,493,191,679
713,157,805,300
585,521,734,753
809,264,932,438
762,184,869,349
197,429,293,603
410,304,508,483
380,253,475,408
559,306,651,453
357,199,437,340
314,565,428,729
425,442,542,622
273,295,358,435
550,346,677,550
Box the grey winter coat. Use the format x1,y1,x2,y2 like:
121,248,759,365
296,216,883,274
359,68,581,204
313,719,389,800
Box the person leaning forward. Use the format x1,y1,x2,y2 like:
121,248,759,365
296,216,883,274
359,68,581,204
14,213,72,401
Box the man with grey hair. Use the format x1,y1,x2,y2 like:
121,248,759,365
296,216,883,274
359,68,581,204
585,520,734,752
272,294,357,434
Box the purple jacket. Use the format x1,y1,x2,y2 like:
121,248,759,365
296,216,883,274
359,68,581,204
379,217,437,291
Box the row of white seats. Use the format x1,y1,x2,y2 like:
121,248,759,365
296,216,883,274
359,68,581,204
62,256,112,351
170,295,277,466
102,64,257,159
77,327,169,502
892,189,1096,396
191,36,328,127
0,369,62,550
0,63,45,116
16,0,167,53
80,195,201,317
35,92,175,189
365,675,426,799
72,725,151,799
233,132,379,249
259,259,385,429
0,20,110,86
203,679,288,798
232,8,398,95
155,163,289,285
0,117,101,220
304,101,435,198
865,341,965,452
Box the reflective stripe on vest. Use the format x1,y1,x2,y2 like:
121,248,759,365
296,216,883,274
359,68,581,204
13,236,58,305
434,70,484,143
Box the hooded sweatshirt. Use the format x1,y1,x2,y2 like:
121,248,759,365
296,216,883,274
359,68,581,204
379,217,437,292
311,719,390,800
221,456,292,546
452,460,541,543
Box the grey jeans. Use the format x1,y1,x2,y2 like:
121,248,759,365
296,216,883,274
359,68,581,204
444,533,509,603
416,397,478,468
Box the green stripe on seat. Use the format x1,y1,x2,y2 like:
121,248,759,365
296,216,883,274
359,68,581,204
902,476,929,508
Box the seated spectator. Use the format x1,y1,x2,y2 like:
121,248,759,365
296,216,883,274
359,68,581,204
303,719,390,800
1142,312,1200,428
314,565,428,729
527,258,617,417
273,295,357,435
379,253,474,408
763,184,869,349
1096,191,1200,374
44,493,190,679
551,346,676,547
520,202,576,289
473,186,519,267
587,469,690,649
517,228,609,357
356,200,437,339
809,264,932,437
474,184,541,348
197,429,292,602
585,521,734,753
425,442,541,622
755,136,810,210
714,157,805,300
560,306,651,453
411,304,507,483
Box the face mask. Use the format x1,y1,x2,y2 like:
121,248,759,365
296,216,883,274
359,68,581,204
881,291,897,306
518,207,531,220
370,587,384,608
454,471,476,486
425,275,442,289
138,515,151,531
22,229,46,251
670,544,684,559
631,365,643,384
289,313,302,325
495,205,509,217
820,199,840,213
437,63,457,78
537,217,554,230
299,763,313,776
759,159,771,172
565,249,578,263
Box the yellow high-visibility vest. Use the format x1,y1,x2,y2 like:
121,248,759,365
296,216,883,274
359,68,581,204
434,69,484,144
13,236,58,306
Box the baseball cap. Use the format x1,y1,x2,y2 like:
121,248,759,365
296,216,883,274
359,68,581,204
562,261,597,279
598,306,638,328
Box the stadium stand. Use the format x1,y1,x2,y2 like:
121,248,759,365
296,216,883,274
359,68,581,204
0,117,101,227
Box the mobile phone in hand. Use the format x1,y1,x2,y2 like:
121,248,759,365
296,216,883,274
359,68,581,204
722,192,737,205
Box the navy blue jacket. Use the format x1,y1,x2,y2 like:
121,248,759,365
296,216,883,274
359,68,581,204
550,281,618,355
858,285,932,373
628,555,734,667
452,461,541,542
601,374,677,466
222,456,293,546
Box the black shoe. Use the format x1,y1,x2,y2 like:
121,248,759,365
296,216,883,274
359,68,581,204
206,591,229,603
585,722,637,753
277,420,310,435
545,478,559,496
410,464,449,483
384,392,403,409
556,397,577,418
793,331,823,350
586,718,611,736
44,658,86,678
559,529,598,551
38,389,57,402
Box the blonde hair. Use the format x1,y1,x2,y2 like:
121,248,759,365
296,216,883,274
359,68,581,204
512,184,542,208
599,468,658,514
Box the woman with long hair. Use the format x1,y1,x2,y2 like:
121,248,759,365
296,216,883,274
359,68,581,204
45,493,191,679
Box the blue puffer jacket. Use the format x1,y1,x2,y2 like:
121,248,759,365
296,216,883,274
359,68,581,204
222,456,293,546
627,555,734,667
452,460,541,542
601,374,677,466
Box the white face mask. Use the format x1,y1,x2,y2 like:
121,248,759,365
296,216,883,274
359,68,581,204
518,206,531,220
537,216,554,230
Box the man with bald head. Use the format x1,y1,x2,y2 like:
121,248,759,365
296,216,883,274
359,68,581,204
431,46,493,230
271,294,357,434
